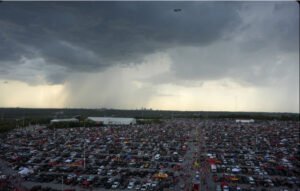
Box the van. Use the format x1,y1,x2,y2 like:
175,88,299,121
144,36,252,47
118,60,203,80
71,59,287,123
248,176,255,185
223,185,229,191
154,154,160,160
211,164,217,173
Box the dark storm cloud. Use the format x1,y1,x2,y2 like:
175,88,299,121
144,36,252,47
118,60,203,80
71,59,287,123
236,2,299,53
0,1,242,83
0,1,298,86
163,2,299,86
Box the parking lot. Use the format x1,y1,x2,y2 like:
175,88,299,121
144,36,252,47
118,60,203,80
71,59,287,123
200,120,300,191
1,120,195,191
0,119,299,191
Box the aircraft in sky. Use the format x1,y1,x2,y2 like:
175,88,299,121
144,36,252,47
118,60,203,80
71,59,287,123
174,9,182,12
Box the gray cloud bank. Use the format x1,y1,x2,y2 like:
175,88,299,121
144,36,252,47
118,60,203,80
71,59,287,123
2,1,298,84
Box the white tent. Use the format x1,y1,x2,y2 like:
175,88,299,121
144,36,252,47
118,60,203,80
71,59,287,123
18,167,32,176
232,168,241,173
65,159,72,163
50,118,79,124
236,119,255,123
87,117,136,125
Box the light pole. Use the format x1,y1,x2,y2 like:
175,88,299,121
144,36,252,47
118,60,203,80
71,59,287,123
61,174,64,191
83,141,86,169
255,124,258,153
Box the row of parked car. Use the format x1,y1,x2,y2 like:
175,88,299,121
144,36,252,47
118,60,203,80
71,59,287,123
202,120,299,191
0,119,196,190
0,119,298,191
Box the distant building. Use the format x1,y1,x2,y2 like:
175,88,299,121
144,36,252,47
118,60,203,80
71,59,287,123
50,118,79,124
87,117,136,125
236,119,255,123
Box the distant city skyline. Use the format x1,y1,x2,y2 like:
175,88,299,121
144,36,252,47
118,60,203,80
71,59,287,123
0,1,299,113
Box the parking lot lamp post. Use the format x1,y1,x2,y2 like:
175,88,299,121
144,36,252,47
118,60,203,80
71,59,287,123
83,143,85,169
61,174,64,191
255,125,258,153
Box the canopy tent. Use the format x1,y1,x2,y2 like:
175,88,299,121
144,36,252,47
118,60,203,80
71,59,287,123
50,118,79,124
18,167,32,176
232,168,241,173
153,172,168,179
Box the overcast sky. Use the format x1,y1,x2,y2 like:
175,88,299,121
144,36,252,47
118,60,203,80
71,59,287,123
0,1,299,112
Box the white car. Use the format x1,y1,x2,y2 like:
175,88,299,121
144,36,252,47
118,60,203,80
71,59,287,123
248,176,255,185
151,181,158,187
127,182,135,189
140,185,147,191
111,181,119,189
135,184,141,190
154,154,160,160
107,177,114,183
223,185,229,191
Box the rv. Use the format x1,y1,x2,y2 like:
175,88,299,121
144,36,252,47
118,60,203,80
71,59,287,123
211,164,217,173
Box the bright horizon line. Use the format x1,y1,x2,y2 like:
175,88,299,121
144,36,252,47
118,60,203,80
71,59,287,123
0,107,299,114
